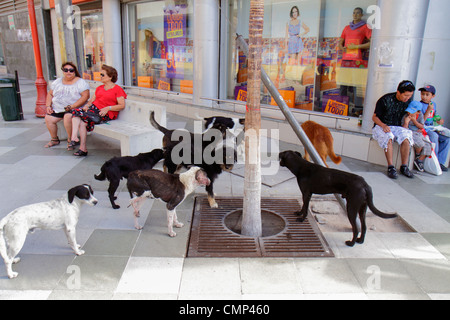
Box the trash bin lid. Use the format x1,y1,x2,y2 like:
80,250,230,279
0,78,15,87
0,78,15,83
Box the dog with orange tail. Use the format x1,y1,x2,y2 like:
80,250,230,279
301,121,342,167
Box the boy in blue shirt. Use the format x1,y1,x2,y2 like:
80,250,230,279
402,101,432,172
418,85,449,172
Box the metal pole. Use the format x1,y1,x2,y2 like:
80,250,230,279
27,0,47,118
14,71,24,120
236,34,346,210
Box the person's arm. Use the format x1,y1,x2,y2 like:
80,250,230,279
301,22,310,37
373,113,391,133
424,103,434,120
285,23,289,48
99,96,125,117
372,97,391,132
347,42,371,50
401,114,411,129
338,37,345,51
65,89,90,112
410,115,424,129
45,90,54,114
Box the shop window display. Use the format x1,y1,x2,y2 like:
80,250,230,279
79,12,105,80
229,0,375,118
320,0,375,117
126,0,193,93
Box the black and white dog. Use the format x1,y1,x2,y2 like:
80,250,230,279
201,116,245,162
127,167,210,235
202,116,245,136
0,185,98,278
94,149,164,209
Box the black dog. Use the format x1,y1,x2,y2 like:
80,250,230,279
279,150,397,247
94,148,164,209
150,111,234,208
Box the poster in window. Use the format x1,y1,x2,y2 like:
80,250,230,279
164,5,187,79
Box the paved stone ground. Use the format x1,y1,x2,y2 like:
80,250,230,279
0,79,449,300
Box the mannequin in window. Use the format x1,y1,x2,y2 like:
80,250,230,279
338,7,372,112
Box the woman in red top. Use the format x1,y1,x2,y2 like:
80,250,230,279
70,65,127,156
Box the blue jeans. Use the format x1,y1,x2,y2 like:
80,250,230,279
426,130,450,165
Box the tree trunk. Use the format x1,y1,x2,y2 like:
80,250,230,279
241,0,264,237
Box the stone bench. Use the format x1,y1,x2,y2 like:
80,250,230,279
58,98,165,156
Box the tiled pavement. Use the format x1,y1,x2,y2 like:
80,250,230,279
0,79,449,300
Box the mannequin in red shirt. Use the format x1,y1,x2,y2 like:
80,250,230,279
339,7,372,62
337,7,372,113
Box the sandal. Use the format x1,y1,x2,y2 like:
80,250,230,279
73,149,88,157
45,138,60,148
67,140,80,151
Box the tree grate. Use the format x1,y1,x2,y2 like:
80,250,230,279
187,196,334,258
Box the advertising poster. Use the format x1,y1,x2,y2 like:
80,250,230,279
164,5,187,79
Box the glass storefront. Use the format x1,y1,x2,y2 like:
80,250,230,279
227,0,376,118
125,0,194,93
78,11,105,80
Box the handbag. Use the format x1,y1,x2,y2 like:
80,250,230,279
85,105,102,124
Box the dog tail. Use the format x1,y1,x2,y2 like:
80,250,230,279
365,185,397,219
328,152,342,165
150,111,170,134
94,164,107,181
0,219,9,263
325,139,342,165
94,161,109,181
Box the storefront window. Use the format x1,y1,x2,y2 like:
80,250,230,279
126,0,193,93
79,11,105,80
227,0,375,118
319,0,376,117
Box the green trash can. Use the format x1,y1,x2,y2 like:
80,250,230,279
0,77,21,121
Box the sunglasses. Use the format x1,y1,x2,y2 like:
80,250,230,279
100,73,105,77
399,81,414,88
62,68,75,73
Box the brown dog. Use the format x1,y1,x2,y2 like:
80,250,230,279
301,121,342,167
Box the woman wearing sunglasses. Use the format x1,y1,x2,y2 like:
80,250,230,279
44,62,90,149
70,64,127,156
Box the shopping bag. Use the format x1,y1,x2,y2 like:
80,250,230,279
423,147,442,176
433,125,450,138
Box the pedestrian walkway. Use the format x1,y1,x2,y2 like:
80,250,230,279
0,79,449,300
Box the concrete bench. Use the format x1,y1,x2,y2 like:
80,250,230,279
58,98,165,156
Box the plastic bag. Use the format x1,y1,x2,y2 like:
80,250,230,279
423,149,443,176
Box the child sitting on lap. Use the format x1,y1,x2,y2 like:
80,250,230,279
402,101,432,172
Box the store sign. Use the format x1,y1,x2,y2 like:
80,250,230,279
164,5,187,79
158,80,171,91
324,99,348,116
8,15,15,30
236,89,247,102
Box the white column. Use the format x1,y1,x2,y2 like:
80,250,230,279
193,0,219,106
102,0,123,85
362,0,430,132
